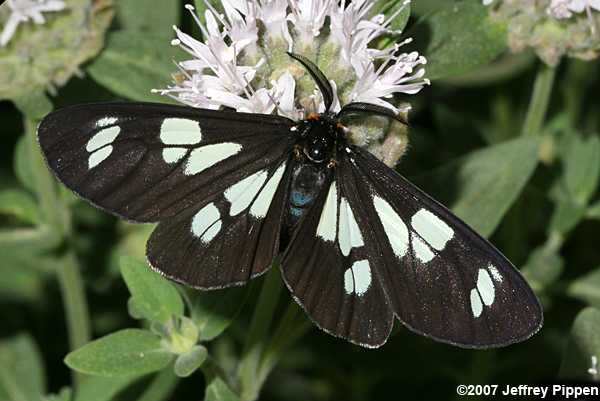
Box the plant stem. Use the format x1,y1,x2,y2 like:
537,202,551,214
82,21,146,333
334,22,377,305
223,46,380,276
237,267,283,401
25,119,91,388
522,63,556,137
57,251,92,355
256,301,311,386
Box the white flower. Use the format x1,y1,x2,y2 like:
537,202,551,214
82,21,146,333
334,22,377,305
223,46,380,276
258,0,293,50
206,72,297,115
482,0,494,5
288,0,331,45
547,0,600,19
1,0,66,46
157,0,428,121
349,46,429,113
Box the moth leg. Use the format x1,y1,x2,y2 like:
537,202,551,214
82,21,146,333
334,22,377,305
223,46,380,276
293,145,303,160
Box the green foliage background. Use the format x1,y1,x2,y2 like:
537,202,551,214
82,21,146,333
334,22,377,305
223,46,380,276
1,0,600,400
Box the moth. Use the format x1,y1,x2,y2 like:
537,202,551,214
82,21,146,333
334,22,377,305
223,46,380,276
38,53,543,348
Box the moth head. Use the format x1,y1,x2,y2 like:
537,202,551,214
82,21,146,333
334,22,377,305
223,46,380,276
286,52,408,127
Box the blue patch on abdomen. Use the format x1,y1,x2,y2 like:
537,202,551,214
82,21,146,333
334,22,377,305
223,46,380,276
291,191,313,207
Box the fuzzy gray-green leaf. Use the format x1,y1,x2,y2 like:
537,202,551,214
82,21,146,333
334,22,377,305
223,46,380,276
568,268,600,310
87,30,181,102
561,134,600,206
174,345,208,378
414,137,539,238
65,329,172,377
191,286,250,341
0,333,46,401
410,1,507,80
74,375,143,401
521,246,564,292
120,256,184,323
0,189,39,225
559,307,600,380
117,0,180,37
204,376,241,401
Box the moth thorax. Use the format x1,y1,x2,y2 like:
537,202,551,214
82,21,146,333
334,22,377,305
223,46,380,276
300,115,339,164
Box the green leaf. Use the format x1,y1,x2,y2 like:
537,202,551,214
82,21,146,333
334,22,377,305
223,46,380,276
0,251,49,303
87,30,182,102
373,0,411,32
117,0,180,37
561,134,600,206
74,375,143,401
0,225,62,253
65,329,173,377
587,200,600,220
414,137,539,238
194,0,223,26
42,387,71,401
190,286,250,341
409,1,507,80
0,189,40,225
120,256,184,323
548,199,587,236
0,333,46,401
559,307,600,380
568,268,600,309
204,375,240,401
12,92,53,120
521,246,564,292
174,345,207,378
14,135,36,192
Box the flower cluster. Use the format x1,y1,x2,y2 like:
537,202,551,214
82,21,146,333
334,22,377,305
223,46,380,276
547,0,600,19
155,0,428,124
0,0,66,46
484,0,600,65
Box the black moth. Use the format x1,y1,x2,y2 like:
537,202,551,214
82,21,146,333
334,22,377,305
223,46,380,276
38,53,542,348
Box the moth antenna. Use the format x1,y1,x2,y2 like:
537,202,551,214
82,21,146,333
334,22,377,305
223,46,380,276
287,52,334,113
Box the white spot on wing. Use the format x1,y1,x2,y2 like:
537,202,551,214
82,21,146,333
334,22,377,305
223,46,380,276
476,268,495,306
86,126,120,152
373,196,409,258
162,147,187,164
411,209,454,251
184,143,242,175
225,170,268,216
470,289,483,318
338,198,364,257
344,260,372,296
250,162,286,218
160,118,202,145
316,182,337,242
412,234,434,263
352,260,371,296
344,268,354,294
96,117,118,128
202,221,222,243
487,263,503,283
88,146,113,169
191,203,221,243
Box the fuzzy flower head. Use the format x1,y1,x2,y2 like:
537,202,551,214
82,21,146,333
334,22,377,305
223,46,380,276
0,0,66,46
485,0,600,65
155,0,428,149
